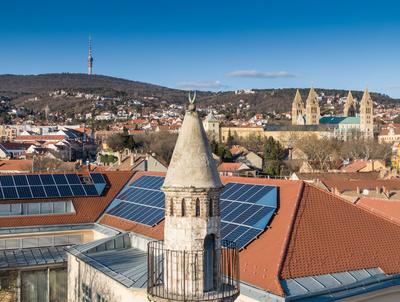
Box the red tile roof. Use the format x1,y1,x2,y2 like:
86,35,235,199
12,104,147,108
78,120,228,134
0,171,132,227
281,185,400,279
217,162,247,172
0,160,33,172
15,135,66,142
323,179,400,192
341,160,368,172
357,197,400,225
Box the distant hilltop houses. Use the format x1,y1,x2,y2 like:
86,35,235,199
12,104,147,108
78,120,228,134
204,87,375,146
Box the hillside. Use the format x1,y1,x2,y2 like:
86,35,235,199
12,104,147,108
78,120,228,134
0,73,397,115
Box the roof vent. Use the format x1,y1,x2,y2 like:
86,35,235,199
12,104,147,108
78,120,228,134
362,189,370,196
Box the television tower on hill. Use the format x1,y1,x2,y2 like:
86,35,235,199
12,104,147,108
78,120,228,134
88,36,93,75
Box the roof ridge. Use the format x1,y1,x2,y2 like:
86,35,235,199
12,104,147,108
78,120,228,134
277,181,305,285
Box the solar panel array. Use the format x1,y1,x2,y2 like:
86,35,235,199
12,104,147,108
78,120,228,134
0,173,107,200
107,175,278,249
107,176,165,226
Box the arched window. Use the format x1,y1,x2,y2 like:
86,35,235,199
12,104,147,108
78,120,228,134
195,198,200,217
170,199,174,216
209,199,213,216
181,199,186,217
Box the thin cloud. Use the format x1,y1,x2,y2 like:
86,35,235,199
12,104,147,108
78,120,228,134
226,70,295,78
176,80,228,90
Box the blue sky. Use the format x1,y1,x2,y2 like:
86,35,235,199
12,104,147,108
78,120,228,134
1,0,400,97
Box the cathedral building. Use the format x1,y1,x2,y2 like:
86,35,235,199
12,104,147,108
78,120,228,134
292,87,374,140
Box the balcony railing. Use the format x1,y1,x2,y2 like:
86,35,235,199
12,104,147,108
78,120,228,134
147,240,239,302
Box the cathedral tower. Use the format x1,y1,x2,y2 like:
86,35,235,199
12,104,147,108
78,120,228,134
343,91,356,117
148,94,239,302
359,87,374,138
88,36,93,75
305,87,320,125
291,89,305,125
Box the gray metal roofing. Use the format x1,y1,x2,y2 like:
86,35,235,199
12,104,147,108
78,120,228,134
0,223,119,236
0,245,68,269
281,268,387,299
76,246,148,288
69,232,148,288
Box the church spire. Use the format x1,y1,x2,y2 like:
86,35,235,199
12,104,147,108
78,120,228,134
343,91,356,117
88,35,93,75
359,87,374,138
291,89,305,125
305,87,320,125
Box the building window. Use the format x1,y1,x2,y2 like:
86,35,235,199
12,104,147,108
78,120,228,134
170,199,174,216
181,199,186,217
195,198,200,217
0,201,74,217
82,283,92,302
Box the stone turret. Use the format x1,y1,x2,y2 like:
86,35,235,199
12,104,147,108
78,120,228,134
343,91,357,117
291,89,305,125
305,87,320,125
147,95,239,302
359,88,374,138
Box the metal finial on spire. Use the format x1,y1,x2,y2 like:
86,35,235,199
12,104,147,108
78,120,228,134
187,91,196,111
188,91,196,104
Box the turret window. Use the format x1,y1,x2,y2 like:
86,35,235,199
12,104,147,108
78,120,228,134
181,199,186,217
170,199,174,216
195,198,200,217
209,199,213,216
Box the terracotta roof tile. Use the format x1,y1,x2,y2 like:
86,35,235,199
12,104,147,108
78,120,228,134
0,160,32,172
218,163,246,172
357,197,400,225
281,184,400,279
341,160,368,172
323,179,400,192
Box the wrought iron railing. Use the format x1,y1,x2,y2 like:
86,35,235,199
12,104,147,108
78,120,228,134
147,240,240,301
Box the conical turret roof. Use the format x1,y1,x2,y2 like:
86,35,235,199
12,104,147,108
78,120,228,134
163,104,222,189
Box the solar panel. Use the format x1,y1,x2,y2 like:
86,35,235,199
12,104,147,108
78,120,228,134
90,173,106,184
53,174,68,185
107,176,278,248
16,186,32,199
0,173,108,200
14,175,28,186
0,176,14,187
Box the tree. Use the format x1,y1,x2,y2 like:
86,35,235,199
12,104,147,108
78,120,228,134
263,136,286,175
239,134,265,153
294,135,336,171
106,132,135,151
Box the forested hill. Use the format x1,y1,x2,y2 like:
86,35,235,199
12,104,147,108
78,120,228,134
0,73,397,114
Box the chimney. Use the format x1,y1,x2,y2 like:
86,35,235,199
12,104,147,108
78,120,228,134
130,153,135,166
376,186,380,194
356,186,360,195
